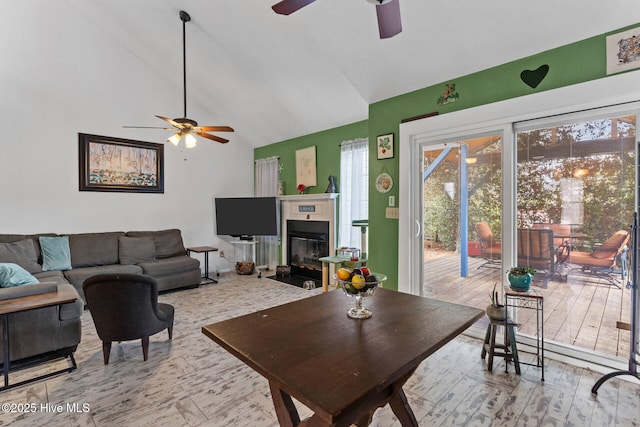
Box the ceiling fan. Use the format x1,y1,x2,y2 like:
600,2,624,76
272,0,402,39
124,10,234,148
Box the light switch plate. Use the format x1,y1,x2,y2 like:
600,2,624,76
385,207,399,219
389,196,395,207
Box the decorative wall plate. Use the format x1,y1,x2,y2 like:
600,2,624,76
375,172,393,193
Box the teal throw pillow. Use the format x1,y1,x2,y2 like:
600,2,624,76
0,263,39,288
39,236,73,271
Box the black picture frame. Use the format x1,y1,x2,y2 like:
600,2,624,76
376,133,394,160
78,133,164,193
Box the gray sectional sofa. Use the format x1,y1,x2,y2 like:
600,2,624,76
0,229,200,367
0,228,201,303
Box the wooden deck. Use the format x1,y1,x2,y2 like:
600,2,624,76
423,249,632,358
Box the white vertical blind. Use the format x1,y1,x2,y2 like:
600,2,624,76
339,138,369,249
255,157,280,267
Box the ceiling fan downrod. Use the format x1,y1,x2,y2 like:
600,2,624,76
179,10,191,120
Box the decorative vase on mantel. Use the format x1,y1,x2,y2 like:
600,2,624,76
485,304,507,320
507,272,533,292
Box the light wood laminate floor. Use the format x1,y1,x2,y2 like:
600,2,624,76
0,273,637,426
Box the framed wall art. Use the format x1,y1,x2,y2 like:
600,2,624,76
295,146,317,187
377,133,394,159
606,26,640,75
78,133,164,193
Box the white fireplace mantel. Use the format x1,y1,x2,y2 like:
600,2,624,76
278,193,339,202
279,193,338,270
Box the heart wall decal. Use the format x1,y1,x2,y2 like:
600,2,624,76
520,65,549,89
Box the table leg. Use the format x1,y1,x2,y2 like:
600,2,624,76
321,262,328,293
388,388,419,427
269,381,301,427
2,314,9,388
203,252,218,284
268,372,419,427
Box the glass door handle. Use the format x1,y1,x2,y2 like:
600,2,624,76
414,219,421,238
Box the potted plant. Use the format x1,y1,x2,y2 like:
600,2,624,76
507,266,536,292
486,283,506,320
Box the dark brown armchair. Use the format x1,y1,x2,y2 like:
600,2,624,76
566,230,630,287
474,222,502,268
83,273,174,364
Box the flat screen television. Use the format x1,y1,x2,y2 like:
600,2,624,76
214,197,278,238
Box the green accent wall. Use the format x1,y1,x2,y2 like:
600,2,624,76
256,23,640,291
254,120,369,196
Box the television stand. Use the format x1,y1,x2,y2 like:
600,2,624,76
239,235,254,241
231,239,257,266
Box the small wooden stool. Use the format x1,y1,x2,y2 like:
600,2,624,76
481,317,521,375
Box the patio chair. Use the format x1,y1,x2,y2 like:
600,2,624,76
475,222,502,268
517,228,558,285
566,230,630,288
532,223,572,247
532,223,572,269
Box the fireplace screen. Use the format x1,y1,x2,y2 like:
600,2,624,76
287,220,329,279
290,236,327,271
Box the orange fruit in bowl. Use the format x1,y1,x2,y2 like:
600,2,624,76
337,268,352,281
351,274,366,289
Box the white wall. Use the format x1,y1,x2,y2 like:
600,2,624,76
0,2,255,273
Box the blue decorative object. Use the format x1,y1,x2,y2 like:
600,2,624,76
508,272,532,292
39,236,72,271
0,263,39,288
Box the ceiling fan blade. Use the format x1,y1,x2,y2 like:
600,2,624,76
195,125,235,132
123,126,173,130
196,132,229,144
155,115,183,128
272,0,316,15
376,0,402,39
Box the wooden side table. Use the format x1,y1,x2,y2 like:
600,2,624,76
318,256,368,292
186,246,218,284
0,287,78,391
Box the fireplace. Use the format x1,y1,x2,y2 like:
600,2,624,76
274,194,337,288
287,220,329,281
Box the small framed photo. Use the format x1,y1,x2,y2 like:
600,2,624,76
79,133,164,193
377,133,394,159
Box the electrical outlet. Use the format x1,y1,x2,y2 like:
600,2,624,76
385,207,399,219
220,250,224,257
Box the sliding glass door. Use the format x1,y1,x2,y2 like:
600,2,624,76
515,108,637,358
406,106,638,361
421,134,504,313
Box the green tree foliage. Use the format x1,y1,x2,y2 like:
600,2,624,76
423,115,635,252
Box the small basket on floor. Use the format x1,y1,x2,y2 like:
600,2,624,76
235,262,255,275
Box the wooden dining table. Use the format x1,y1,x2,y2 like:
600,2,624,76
202,288,484,426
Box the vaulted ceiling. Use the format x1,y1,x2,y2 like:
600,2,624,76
4,1,639,149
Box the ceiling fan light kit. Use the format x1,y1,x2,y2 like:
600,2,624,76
124,10,234,149
272,0,402,39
